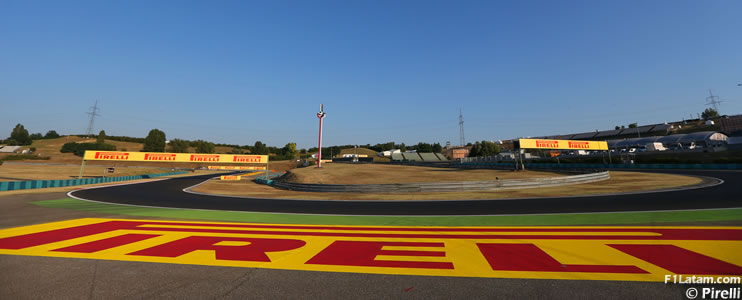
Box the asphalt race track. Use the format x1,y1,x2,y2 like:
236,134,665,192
69,170,742,215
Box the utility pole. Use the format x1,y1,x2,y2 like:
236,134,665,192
86,100,101,137
459,108,465,146
316,104,326,168
705,89,723,114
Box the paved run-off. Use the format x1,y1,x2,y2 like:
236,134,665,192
1,218,740,282
34,198,742,226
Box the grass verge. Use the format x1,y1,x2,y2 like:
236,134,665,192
34,198,742,226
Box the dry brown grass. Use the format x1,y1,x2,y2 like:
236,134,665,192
0,163,168,181
191,171,703,200
0,136,289,170
284,163,560,184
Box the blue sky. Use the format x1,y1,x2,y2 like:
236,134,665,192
1,0,740,149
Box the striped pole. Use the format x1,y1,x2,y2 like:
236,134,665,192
317,104,326,168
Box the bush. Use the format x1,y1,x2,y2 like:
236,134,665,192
44,130,60,139
143,129,166,152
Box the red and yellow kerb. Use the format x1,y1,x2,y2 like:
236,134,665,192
0,219,740,282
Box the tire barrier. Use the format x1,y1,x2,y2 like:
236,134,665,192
0,171,188,192
264,171,610,193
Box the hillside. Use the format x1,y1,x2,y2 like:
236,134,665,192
0,136,256,167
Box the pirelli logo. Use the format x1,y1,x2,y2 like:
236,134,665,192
143,153,177,161
84,151,268,164
535,140,560,148
568,141,591,149
94,152,130,160
190,155,220,162
0,219,740,282
519,139,608,150
233,155,263,163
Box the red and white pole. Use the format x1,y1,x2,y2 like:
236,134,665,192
317,104,326,168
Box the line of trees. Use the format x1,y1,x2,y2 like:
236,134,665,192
2,124,61,146
5,124,457,161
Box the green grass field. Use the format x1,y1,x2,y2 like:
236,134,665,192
35,198,742,226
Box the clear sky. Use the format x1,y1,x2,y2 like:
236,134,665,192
1,0,740,149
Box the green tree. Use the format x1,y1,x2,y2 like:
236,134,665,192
142,129,166,152
329,146,341,158
253,141,268,155
97,130,106,144
30,133,43,140
469,140,500,157
282,143,298,159
702,108,719,120
194,140,215,153
168,138,190,153
9,124,32,145
615,126,620,130
628,123,638,128
416,142,434,152
432,143,442,153
44,130,60,139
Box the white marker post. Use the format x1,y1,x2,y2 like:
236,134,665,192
317,104,326,168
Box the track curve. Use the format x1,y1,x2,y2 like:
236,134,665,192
69,170,742,215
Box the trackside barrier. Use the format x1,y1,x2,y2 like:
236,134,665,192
455,162,742,170
258,171,610,193
0,171,188,192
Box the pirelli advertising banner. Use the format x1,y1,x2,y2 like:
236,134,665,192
83,151,269,164
208,166,267,170
518,139,608,151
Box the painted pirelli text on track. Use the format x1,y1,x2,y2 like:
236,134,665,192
0,219,740,281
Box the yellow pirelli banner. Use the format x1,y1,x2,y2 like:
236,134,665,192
83,151,269,164
220,176,241,180
208,166,267,170
519,139,608,150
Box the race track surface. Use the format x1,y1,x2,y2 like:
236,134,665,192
69,170,742,215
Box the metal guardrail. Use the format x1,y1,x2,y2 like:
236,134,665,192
264,171,610,193
457,162,742,170
0,171,188,192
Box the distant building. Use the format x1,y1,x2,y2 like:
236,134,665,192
0,146,22,153
720,115,742,136
378,149,401,157
452,148,469,159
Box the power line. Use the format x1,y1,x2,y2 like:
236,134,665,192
705,89,723,113
459,108,465,146
85,100,101,137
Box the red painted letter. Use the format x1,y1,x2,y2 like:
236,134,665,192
52,234,160,253
128,236,306,262
609,244,742,275
477,243,646,273
306,241,453,269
